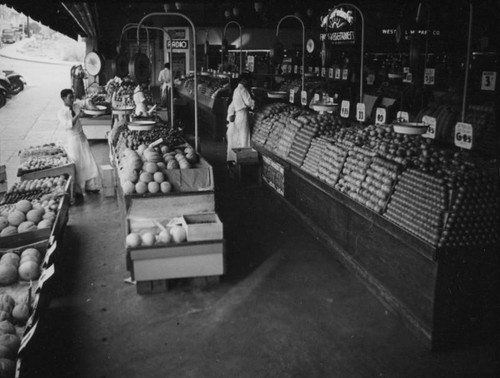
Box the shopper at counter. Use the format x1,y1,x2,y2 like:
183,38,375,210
57,89,102,197
226,71,254,165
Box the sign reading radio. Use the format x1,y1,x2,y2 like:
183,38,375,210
166,40,189,49
320,7,356,45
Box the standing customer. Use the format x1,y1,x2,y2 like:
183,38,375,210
57,89,101,197
228,71,255,165
158,62,171,108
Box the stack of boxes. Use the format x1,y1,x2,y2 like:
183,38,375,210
101,165,115,197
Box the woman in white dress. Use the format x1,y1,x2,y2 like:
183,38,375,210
57,89,101,197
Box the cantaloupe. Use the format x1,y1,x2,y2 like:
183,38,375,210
15,200,32,213
0,357,15,376
0,321,15,336
143,162,158,174
137,144,148,155
0,334,20,358
0,217,8,232
7,211,25,227
160,145,170,154
0,254,19,268
160,181,172,193
26,208,44,223
126,233,141,248
17,221,37,233
0,227,17,237
147,181,160,194
12,303,29,324
122,181,135,195
157,230,172,244
21,248,41,261
0,345,12,359
121,168,139,183
170,225,187,243
18,260,40,281
156,162,166,170
0,296,14,310
141,232,156,247
20,255,40,265
37,219,53,229
0,265,17,286
167,160,180,170
153,171,165,183
0,312,10,323
42,211,56,221
135,181,148,194
139,172,153,183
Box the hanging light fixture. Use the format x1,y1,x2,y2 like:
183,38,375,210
175,2,183,10
233,6,240,17
163,3,173,12
306,8,313,17
294,11,302,18
224,9,232,19
254,2,263,12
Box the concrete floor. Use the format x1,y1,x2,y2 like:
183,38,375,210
0,52,498,378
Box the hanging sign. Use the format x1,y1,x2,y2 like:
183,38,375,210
294,65,298,74
454,122,473,149
320,7,356,45
301,90,308,106
342,69,349,81
308,66,313,73
247,55,255,72
289,89,295,103
356,103,366,122
481,71,496,91
335,68,341,80
375,107,387,124
366,73,375,85
166,40,189,49
340,100,350,118
424,68,435,85
422,116,436,139
321,67,326,77
328,68,334,79
396,111,409,122
314,93,320,102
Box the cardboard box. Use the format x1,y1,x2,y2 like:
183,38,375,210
182,212,223,242
100,164,115,187
233,148,259,164
163,155,214,192
103,186,115,197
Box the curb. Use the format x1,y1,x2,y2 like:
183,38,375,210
0,51,79,66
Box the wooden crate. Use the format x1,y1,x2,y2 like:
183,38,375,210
233,148,259,164
181,212,223,242
19,164,75,202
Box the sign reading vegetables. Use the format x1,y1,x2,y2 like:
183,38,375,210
320,7,356,44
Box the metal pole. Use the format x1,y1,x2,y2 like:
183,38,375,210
223,21,243,74
276,15,305,93
335,3,365,102
462,3,473,122
137,12,199,152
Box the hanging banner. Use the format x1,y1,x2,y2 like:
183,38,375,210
320,7,356,45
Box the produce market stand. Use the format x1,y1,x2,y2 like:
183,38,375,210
80,113,113,140
254,143,500,350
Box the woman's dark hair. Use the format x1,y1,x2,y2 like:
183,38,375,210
60,89,73,98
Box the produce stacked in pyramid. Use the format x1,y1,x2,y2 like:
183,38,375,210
317,142,348,187
287,115,319,167
301,136,331,177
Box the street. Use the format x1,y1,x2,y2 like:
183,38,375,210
0,52,75,184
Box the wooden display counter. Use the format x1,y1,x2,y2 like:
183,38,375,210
255,145,500,350
80,114,112,140
19,164,75,203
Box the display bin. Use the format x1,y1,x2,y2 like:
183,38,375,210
80,114,112,140
233,148,259,164
19,163,76,203
255,144,500,350
181,212,223,242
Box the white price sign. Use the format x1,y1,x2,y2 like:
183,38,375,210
315,67,320,74
424,68,435,85
403,67,410,73
481,71,496,91
247,55,255,72
308,66,313,73
328,68,334,79
342,69,349,81
454,122,473,149
356,103,366,122
289,89,295,104
313,93,320,103
396,111,409,122
366,73,375,85
340,100,350,118
321,67,326,77
335,68,341,80
403,72,413,83
294,65,298,74
375,107,387,124
301,90,308,106
422,115,437,139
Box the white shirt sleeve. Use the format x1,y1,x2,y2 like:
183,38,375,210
57,107,73,130
232,84,254,112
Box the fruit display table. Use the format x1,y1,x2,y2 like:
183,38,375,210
80,113,113,140
251,102,500,349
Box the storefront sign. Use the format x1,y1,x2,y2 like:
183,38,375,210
166,40,189,49
356,103,366,122
481,71,496,91
381,28,441,39
454,122,473,149
320,7,356,45
341,100,350,118
396,111,409,122
422,116,436,139
424,68,435,85
375,107,387,124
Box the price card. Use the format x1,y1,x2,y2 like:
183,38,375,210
18,320,39,355
396,111,409,122
313,93,320,103
375,107,387,124
340,100,350,118
403,72,413,83
43,241,57,267
356,103,366,122
289,89,295,103
342,69,349,81
149,138,163,148
314,67,320,75
301,90,308,106
335,68,341,80
422,115,437,139
321,67,326,77
424,68,435,85
481,71,496,91
328,68,334,79
294,65,298,74
366,73,375,85
454,122,473,149
403,66,410,73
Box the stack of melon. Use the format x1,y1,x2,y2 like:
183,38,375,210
0,248,42,285
0,293,31,378
126,223,187,248
0,200,56,237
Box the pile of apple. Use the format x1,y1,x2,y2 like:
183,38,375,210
2,176,68,204
20,155,71,173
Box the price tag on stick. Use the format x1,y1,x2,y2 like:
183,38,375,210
422,116,437,139
328,68,334,79
454,122,473,149
424,68,435,85
356,103,366,122
375,107,387,124
481,71,496,91
340,100,350,118
396,111,409,122
301,90,308,106
335,68,341,80
289,89,295,104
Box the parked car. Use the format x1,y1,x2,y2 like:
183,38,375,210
0,62,26,95
1,29,17,44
